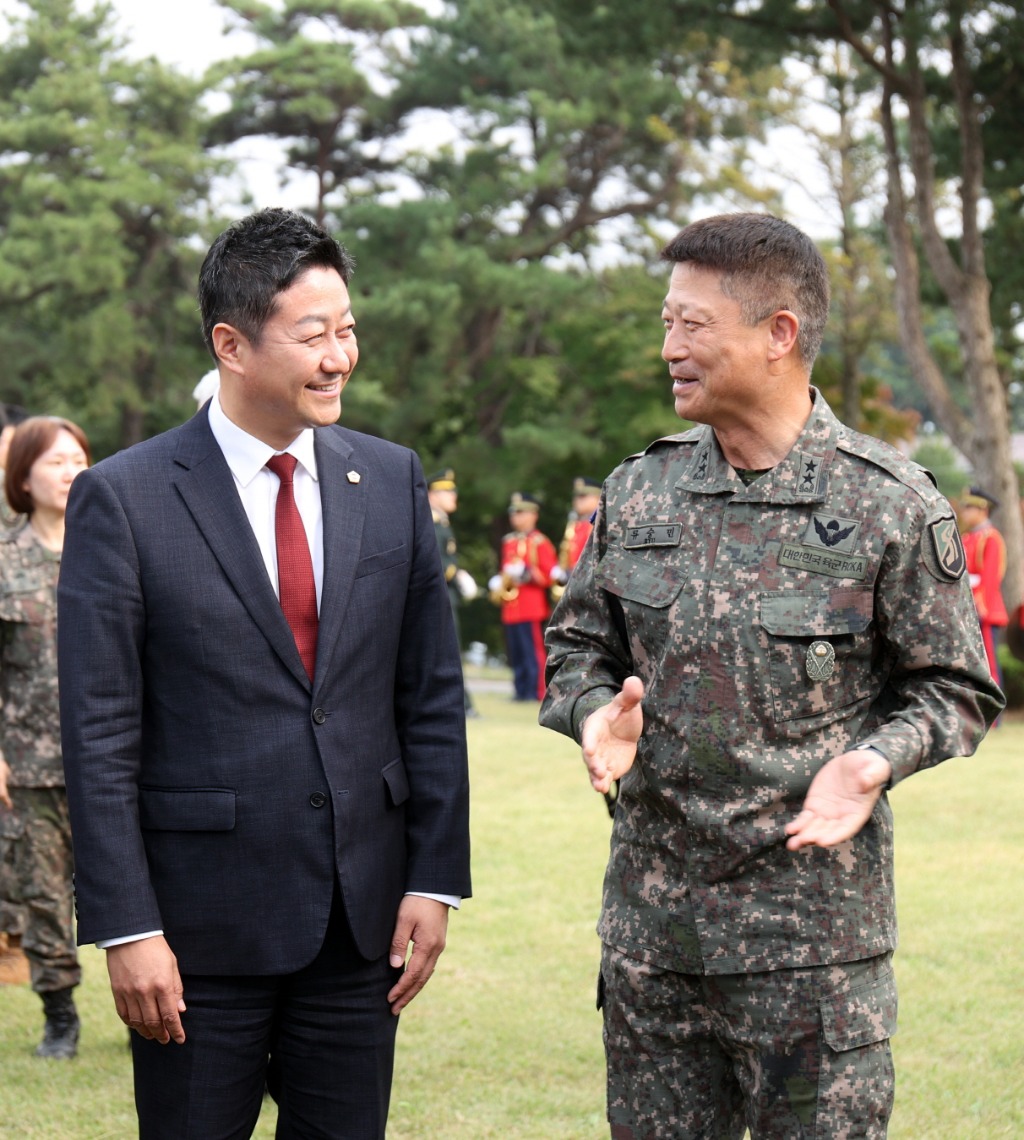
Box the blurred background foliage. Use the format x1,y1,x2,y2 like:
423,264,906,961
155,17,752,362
1,0,1022,651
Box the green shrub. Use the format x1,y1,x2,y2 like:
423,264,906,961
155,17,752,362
997,643,1024,707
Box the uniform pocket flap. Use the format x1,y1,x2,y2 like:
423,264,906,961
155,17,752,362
382,757,410,807
595,553,682,609
821,965,898,1053
138,787,236,832
761,588,874,637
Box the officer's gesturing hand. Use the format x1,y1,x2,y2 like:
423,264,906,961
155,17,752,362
785,748,892,850
581,677,645,795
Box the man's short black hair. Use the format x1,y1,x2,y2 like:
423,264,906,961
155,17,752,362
198,208,356,361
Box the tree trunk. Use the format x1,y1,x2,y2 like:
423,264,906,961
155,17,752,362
120,404,145,451
868,1,1022,615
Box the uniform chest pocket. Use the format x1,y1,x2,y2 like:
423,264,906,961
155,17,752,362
761,588,875,725
0,587,54,671
595,551,684,609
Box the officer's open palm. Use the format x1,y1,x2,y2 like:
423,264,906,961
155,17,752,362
582,676,645,796
785,748,892,850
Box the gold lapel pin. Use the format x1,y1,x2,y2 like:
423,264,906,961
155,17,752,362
347,471,361,484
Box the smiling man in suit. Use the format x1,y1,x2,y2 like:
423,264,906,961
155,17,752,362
57,208,471,1139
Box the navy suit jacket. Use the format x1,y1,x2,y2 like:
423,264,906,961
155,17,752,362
57,409,471,974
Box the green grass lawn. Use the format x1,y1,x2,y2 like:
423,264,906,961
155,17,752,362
2,692,1020,1138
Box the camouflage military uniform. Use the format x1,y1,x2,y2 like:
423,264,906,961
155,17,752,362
0,524,80,994
540,392,1003,1137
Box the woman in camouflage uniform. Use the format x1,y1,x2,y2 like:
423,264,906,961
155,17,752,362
0,416,90,1059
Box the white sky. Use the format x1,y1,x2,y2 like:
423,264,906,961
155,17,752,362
0,0,837,235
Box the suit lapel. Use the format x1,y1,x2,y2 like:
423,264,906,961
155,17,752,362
171,413,312,689
314,428,367,688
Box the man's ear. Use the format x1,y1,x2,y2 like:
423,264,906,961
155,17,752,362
766,310,800,362
210,323,248,376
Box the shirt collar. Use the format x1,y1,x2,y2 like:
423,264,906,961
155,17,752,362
207,392,319,487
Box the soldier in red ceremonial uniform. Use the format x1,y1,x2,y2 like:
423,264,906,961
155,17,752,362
489,493,557,701
958,485,1008,684
551,477,602,596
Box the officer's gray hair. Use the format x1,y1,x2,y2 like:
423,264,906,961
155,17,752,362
661,213,830,368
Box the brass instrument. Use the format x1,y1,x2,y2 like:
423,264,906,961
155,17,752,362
489,534,531,605
550,513,578,602
488,571,520,605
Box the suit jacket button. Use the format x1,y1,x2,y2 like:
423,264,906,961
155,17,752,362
312,708,327,725
309,792,327,808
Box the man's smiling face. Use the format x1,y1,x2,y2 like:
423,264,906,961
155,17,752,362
226,265,358,449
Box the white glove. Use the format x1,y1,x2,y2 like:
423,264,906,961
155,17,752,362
487,574,503,592
503,560,527,582
968,574,982,589
454,569,478,600
549,566,568,585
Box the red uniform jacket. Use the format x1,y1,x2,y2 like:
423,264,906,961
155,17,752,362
963,523,1008,627
499,528,557,624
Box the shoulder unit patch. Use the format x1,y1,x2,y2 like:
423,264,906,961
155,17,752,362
927,517,966,581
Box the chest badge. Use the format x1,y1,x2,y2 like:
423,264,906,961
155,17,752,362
806,640,835,681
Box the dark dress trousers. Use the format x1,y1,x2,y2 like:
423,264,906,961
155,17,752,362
57,409,471,1133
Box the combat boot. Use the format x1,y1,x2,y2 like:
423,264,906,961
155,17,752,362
36,987,80,1059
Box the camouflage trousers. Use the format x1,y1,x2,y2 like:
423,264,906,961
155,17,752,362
0,787,80,993
0,821,26,936
600,944,896,1140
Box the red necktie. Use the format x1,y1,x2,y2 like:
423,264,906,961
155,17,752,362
266,454,318,680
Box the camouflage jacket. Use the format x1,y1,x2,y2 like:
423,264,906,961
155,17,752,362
540,392,1003,975
0,524,63,787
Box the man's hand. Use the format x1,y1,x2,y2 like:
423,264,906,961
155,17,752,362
106,935,186,1044
785,749,892,851
387,896,450,1016
0,756,11,810
581,676,644,796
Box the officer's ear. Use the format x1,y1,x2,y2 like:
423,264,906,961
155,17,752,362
766,310,799,362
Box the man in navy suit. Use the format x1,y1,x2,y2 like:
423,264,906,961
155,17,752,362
57,208,471,1138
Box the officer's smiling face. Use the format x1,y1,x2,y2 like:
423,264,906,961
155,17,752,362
661,262,775,428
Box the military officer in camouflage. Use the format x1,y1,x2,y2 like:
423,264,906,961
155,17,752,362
539,213,1004,1139
0,416,91,1060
